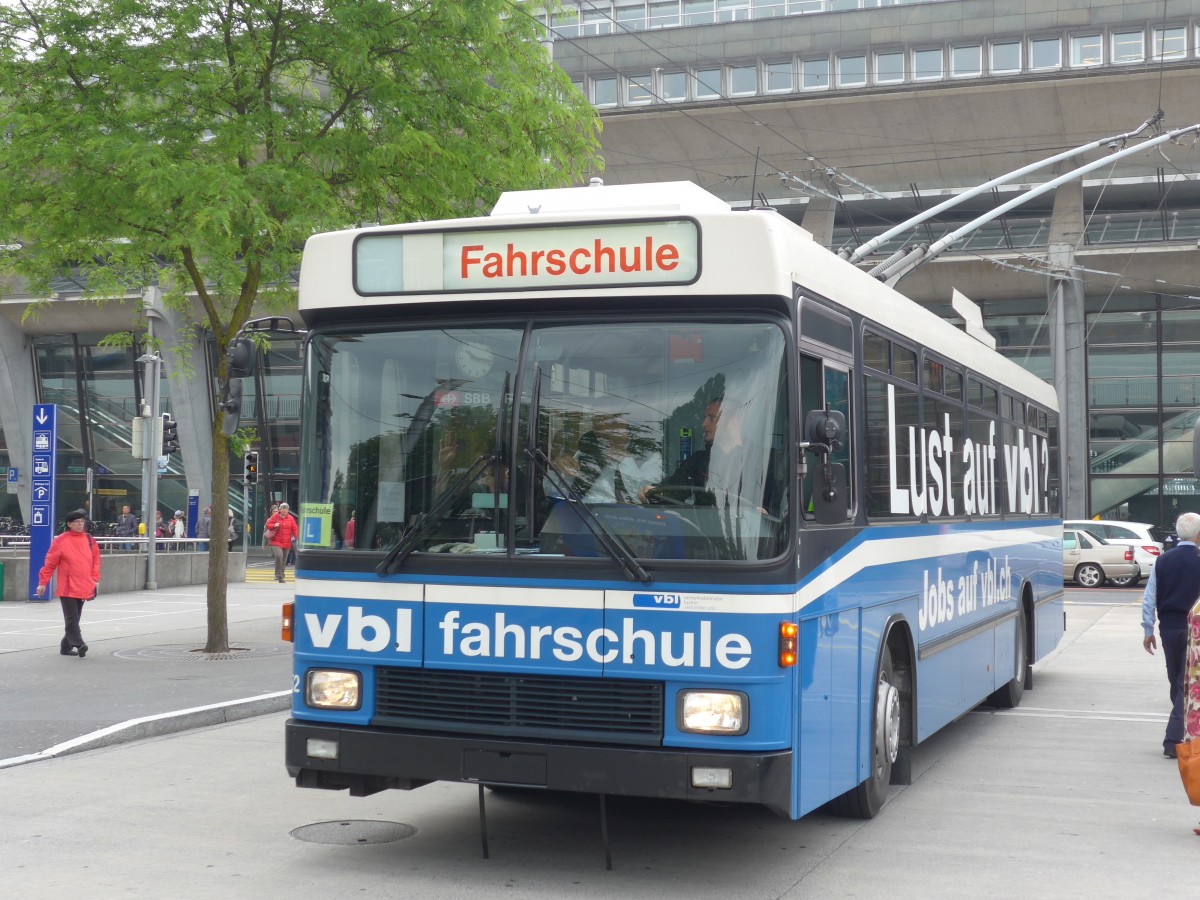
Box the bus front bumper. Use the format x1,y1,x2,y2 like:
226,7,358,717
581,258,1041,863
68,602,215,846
286,718,794,817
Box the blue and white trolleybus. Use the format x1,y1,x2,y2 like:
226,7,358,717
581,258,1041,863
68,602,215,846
278,180,1063,824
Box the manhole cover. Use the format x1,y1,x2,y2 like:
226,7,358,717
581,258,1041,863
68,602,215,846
290,820,417,846
114,643,287,661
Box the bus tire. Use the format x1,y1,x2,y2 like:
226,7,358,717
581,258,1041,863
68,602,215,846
988,603,1027,709
830,645,900,819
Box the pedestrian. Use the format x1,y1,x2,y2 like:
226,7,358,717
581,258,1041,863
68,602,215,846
263,504,279,548
171,510,186,549
343,510,356,549
154,509,165,551
227,508,237,551
1141,511,1200,759
197,504,212,551
1186,592,1200,835
114,504,138,551
265,502,299,583
34,509,101,658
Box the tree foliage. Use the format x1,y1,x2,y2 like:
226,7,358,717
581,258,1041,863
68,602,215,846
0,0,602,650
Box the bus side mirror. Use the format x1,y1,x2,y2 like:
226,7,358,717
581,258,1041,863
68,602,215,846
220,378,244,437
811,463,847,525
227,338,257,379
804,409,846,452
802,409,849,524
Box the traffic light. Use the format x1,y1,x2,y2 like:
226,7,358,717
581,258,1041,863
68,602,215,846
244,450,259,484
161,413,180,455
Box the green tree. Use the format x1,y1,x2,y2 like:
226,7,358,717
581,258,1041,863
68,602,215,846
0,0,601,652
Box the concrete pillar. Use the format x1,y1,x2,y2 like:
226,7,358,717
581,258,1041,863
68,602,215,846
145,292,214,511
1047,180,1088,520
799,174,839,249
0,314,36,522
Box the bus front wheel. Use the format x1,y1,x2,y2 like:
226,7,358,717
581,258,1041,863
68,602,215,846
831,645,900,819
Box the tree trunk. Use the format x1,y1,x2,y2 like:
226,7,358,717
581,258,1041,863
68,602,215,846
204,379,232,653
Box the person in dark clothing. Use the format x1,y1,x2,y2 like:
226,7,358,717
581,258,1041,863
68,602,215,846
641,398,723,503
1141,511,1200,758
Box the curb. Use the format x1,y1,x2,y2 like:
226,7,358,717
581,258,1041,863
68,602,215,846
0,690,292,770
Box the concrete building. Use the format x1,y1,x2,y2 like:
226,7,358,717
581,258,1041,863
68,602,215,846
2,0,1198,537
0,283,300,535
549,0,1200,533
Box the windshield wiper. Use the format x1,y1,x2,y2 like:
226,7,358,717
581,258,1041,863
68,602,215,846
527,446,651,585
523,363,648,584
376,452,499,577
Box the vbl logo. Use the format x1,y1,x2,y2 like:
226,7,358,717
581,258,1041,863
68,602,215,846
632,592,681,609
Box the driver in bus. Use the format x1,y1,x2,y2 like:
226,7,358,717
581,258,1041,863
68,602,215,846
640,396,723,503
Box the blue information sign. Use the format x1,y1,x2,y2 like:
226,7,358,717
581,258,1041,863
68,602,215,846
186,491,199,539
29,404,57,601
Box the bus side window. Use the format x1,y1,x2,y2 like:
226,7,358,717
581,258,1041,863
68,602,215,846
800,355,852,518
800,355,822,514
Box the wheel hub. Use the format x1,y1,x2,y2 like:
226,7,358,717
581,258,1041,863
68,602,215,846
876,678,900,766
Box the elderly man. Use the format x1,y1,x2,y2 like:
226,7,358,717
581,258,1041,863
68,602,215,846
1141,511,1200,758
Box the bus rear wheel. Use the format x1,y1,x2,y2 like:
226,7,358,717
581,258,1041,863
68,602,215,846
831,645,900,819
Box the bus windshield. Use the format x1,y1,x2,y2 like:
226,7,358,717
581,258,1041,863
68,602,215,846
302,319,789,563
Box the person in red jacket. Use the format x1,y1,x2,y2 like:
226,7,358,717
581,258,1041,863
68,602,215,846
35,509,102,658
265,502,299,583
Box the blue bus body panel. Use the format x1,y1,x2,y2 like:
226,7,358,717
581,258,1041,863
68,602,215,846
291,517,1061,818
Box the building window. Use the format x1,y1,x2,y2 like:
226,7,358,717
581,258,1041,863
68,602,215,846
717,0,751,22
615,1,646,32
1153,26,1186,59
753,0,786,18
730,64,758,95
837,54,866,87
593,76,618,106
912,48,943,81
661,71,687,101
766,60,793,92
1030,37,1062,70
1070,34,1103,67
951,44,982,77
874,50,904,83
990,41,1021,73
802,57,829,90
626,74,653,105
683,0,715,26
694,67,722,99
648,1,680,28
582,4,614,35
1112,30,1145,63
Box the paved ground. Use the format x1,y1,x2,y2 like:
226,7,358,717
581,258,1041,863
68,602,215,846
1,590,1194,898
0,573,293,763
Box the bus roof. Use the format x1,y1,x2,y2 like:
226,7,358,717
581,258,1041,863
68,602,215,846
298,181,1057,411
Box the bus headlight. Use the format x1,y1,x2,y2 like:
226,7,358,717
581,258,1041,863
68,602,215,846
677,690,748,735
306,669,362,710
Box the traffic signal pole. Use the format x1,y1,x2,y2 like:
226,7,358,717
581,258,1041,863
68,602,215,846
138,351,162,589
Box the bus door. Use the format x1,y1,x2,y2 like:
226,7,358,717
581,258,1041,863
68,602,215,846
796,348,860,812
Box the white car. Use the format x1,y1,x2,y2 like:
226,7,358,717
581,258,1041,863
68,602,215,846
1062,520,1163,587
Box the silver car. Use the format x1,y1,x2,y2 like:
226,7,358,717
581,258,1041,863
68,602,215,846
1062,520,1163,585
1063,529,1140,588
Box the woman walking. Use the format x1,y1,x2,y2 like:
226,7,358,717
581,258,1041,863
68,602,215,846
34,509,101,658
1186,593,1200,834
264,502,299,583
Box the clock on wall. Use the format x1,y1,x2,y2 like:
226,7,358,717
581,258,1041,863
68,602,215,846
455,341,494,378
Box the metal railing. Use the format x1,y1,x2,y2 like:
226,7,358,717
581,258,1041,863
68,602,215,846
0,536,237,554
